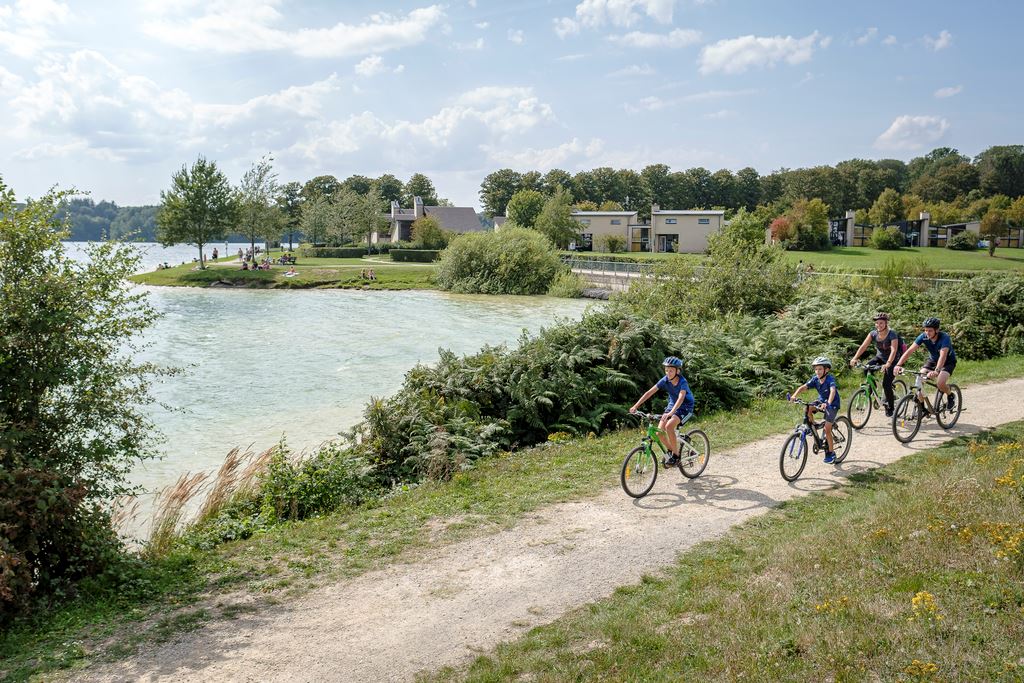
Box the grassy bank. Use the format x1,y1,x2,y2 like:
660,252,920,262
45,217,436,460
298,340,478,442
564,247,1024,273
130,252,438,290
425,421,1024,682
3,355,1022,681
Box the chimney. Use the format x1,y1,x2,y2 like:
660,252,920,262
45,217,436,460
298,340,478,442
414,196,424,219
651,203,660,214
391,200,400,219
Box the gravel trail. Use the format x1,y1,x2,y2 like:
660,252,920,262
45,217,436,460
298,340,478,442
87,377,1024,682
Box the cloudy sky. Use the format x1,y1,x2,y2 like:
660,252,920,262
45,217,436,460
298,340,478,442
0,0,1020,208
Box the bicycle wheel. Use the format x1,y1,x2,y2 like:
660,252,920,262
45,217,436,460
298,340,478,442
831,416,854,463
892,394,922,443
847,388,872,430
893,379,909,401
621,445,658,498
779,433,807,482
679,429,710,479
935,384,963,429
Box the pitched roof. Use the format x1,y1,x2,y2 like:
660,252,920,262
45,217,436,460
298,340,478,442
422,206,484,233
652,209,725,216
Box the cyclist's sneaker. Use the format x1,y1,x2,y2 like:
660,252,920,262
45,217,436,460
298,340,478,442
663,453,679,467
885,405,894,418
823,451,836,464
946,393,956,411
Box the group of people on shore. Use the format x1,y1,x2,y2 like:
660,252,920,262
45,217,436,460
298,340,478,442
359,269,377,280
632,313,957,467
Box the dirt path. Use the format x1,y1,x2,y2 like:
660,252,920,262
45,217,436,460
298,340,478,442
87,377,1024,682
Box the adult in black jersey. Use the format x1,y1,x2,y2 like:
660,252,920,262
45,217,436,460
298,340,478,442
849,312,906,417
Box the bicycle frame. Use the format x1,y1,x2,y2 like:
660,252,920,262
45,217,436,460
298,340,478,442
909,372,937,415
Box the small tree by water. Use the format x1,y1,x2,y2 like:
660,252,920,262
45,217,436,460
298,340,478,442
157,156,238,267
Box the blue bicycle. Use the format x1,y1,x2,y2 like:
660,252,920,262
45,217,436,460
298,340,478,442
779,397,853,482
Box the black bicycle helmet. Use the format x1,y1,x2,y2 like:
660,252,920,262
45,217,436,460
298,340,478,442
662,356,683,368
922,317,940,329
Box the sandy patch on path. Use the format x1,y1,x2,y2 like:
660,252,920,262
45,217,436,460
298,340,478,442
86,377,1024,682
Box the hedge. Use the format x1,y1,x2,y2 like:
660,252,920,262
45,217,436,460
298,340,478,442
298,246,368,258
391,249,440,262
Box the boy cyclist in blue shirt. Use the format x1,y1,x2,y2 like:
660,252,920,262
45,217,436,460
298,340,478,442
630,356,694,467
790,356,841,464
895,317,957,411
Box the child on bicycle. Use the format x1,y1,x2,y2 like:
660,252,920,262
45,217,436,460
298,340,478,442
629,356,694,467
848,312,906,417
790,356,841,464
894,317,957,411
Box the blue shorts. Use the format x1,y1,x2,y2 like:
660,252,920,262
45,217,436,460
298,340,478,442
819,404,839,424
663,410,693,424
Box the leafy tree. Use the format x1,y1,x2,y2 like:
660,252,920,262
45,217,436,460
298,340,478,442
869,188,904,226
109,205,159,241
640,163,672,210
980,208,1009,256
534,187,580,248
342,174,373,196
925,200,963,227
597,234,626,252
574,200,599,211
479,168,523,217
735,167,762,210
1007,195,1024,227
901,193,926,221
237,155,283,259
300,193,335,246
339,182,388,251
376,173,404,211
506,189,546,229
684,167,714,208
1,179,161,618
520,170,543,192
616,169,645,212
598,200,624,211
276,181,303,250
301,174,340,203
404,173,438,205
709,169,738,208
436,226,562,295
411,215,450,249
786,197,831,250
571,170,600,206
541,169,574,198
722,207,768,246
975,145,1024,198
157,156,238,267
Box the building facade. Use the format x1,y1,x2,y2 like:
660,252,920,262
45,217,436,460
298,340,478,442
569,205,725,253
373,197,483,243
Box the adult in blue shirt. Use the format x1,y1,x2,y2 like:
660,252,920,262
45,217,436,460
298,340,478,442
630,356,695,467
790,356,841,464
895,317,957,411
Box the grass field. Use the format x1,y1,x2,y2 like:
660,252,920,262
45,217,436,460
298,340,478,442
563,246,1024,273
3,355,1022,681
426,421,1024,682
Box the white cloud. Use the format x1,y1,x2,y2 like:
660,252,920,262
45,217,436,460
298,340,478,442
796,72,816,87
608,28,701,48
882,34,897,46
475,21,489,29
482,137,604,168
699,31,820,75
554,0,675,38
625,88,755,112
854,27,877,45
923,29,952,51
818,35,832,48
0,0,73,57
934,85,962,98
507,28,523,44
623,95,666,113
142,3,445,58
556,53,588,61
704,109,736,119
681,88,756,101
455,37,484,50
607,63,655,78
354,55,384,77
0,65,24,90
874,115,950,151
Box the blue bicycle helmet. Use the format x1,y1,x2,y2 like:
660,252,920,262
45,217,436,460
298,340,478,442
662,356,683,368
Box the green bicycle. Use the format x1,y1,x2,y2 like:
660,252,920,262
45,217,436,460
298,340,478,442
847,361,908,429
620,412,711,499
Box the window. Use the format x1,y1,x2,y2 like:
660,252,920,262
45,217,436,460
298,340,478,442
698,218,710,225
579,218,591,225
665,218,677,224
610,219,621,225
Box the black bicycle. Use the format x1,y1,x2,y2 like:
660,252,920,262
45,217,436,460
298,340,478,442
891,369,963,443
779,397,853,482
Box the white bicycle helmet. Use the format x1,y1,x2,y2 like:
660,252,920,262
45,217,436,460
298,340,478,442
811,355,832,368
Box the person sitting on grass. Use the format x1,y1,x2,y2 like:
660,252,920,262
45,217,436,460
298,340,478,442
790,356,840,464
894,317,957,411
284,266,298,277
367,269,377,280
241,261,249,270
629,356,695,467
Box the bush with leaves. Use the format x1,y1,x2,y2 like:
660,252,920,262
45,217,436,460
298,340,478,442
547,269,587,298
597,234,626,253
1,179,161,619
870,226,905,250
435,225,563,295
946,230,979,251
934,272,1024,359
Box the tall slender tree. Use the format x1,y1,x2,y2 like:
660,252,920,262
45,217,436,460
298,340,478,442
238,155,283,260
157,156,237,267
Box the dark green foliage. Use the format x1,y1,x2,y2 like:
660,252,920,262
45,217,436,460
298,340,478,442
390,249,440,263
1,180,161,620
938,273,1024,358
946,230,979,251
257,445,380,523
870,226,905,250
435,226,562,295
297,246,367,258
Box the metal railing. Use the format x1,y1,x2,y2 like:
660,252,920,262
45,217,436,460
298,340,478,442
560,255,656,275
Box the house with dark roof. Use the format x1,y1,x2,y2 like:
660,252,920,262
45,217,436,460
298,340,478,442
372,196,484,243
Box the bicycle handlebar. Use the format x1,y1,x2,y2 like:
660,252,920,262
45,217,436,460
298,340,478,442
630,411,662,421
784,395,823,408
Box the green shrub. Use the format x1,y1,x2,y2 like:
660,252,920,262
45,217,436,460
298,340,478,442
876,257,939,292
870,226,905,250
934,272,1024,359
298,246,367,258
435,226,562,295
391,249,440,263
946,230,979,251
547,269,587,298
597,235,626,253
